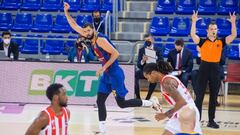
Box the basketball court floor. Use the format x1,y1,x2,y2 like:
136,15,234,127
0,93,239,135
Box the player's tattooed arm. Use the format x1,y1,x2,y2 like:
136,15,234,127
162,78,187,118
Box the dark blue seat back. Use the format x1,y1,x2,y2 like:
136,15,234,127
0,13,12,30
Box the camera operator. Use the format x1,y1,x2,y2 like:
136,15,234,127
68,37,94,63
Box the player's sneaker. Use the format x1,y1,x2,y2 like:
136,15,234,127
150,96,162,112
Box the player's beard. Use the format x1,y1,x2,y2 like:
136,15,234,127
59,100,67,107
87,33,94,40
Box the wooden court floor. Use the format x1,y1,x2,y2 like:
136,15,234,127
0,93,239,135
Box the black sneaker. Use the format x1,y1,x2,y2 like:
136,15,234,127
207,121,220,129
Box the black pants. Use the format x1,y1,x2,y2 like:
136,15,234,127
195,61,220,122
135,70,157,100
96,92,142,121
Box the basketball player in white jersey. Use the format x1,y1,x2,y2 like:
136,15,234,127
25,83,70,135
143,61,202,135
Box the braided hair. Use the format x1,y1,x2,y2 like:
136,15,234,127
143,60,173,75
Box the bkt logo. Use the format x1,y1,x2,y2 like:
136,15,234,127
28,69,99,97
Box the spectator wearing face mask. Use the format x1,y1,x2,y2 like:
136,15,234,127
92,10,105,33
167,39,193,88
135,34,164,100
0,31,19,60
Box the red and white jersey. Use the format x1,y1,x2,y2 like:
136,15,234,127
160,75,195,106
39,106,69,135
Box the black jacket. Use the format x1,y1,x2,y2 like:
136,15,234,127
0,41,19,60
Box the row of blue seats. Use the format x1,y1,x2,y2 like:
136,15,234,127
154,38,240,60
150,16,240,37
0,13,108,33
156,0,240,15
7,35,77,55
4,35,240,60
0,0,120,12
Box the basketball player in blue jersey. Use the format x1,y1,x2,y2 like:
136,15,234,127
64,2,159,134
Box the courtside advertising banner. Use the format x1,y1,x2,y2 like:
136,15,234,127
0,61,135,106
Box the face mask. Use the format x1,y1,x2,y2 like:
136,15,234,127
145,40,152,47
94,17,101,23
3,39,10,44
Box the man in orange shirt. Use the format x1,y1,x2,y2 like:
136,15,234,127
190,11,237,128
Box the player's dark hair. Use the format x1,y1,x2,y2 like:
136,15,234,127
46,83,63,101
143,61,173,75
83,23,94,29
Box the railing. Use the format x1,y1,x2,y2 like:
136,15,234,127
104,10,111,38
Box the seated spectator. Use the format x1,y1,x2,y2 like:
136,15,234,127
135,34,164,100
68,37,95,63
167,39,193,87
0,31,19,60
92,10,105,33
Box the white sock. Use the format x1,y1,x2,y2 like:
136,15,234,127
99,121,106,133
141,100,153,107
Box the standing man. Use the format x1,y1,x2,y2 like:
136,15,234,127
25,83,70,135
92,10,105,33
135,34,164,100
167,39,193,88
64,2,157,134
0,31,19,60
191,11,237,128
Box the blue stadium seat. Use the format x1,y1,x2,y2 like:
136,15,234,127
41,0,62,11
227,44,240,60
80,0,101,12
52,14,71,33
77,15,91,27
170,17,190,36
163,38,175,58
237,19,240,38
12,13,32,32
0,13,12,30
176,0,196,14
155,0,175,14
42,35,64,55
60,0,81,12
62,35,78,55
196,18,211,36
198,0,217,15
11,34,23,50
216,18,231,37
218,0,238,15
21,0,41,11
1,0,21,10
154,38,163,48
186,39,198,58
31,14,53,32
21,35,43,54
101,0,120,12
150,17,170,36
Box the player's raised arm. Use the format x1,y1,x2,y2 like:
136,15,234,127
64,2,87,37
